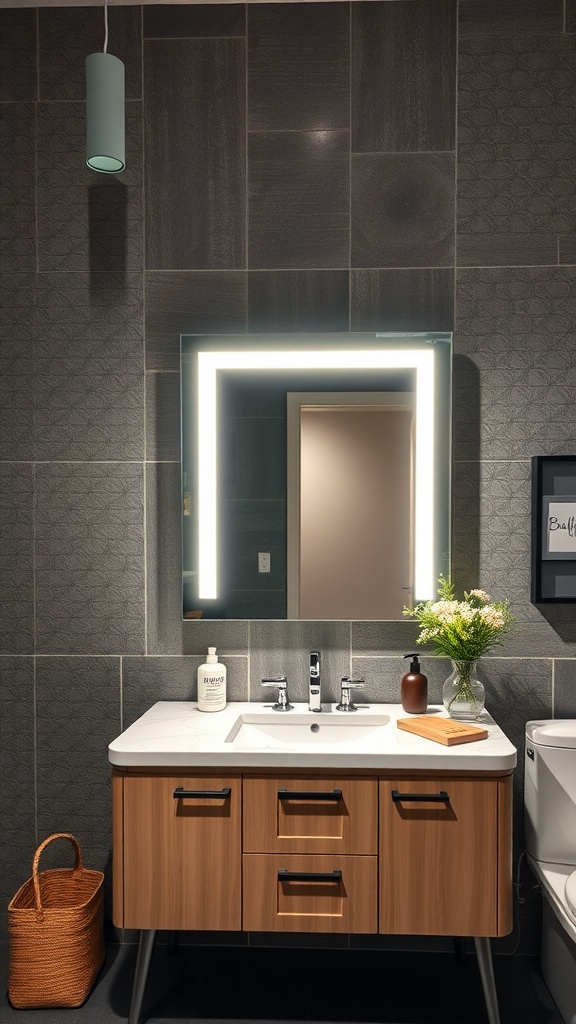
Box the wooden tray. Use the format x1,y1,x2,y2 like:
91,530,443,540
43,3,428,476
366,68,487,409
397,716,488,746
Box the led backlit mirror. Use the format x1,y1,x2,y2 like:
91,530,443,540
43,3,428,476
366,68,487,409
181,332,452,620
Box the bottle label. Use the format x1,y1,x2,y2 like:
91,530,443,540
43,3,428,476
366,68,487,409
198,669,226,710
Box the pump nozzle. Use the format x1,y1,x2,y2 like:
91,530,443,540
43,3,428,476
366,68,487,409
403,653,421,673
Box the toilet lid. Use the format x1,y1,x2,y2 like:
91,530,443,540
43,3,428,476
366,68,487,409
565,871,576,919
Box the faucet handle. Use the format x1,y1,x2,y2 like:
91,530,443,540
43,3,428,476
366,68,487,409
262,676,293,712
336,676,366,713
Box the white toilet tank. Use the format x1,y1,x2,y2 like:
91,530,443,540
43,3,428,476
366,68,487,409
525,720,576,866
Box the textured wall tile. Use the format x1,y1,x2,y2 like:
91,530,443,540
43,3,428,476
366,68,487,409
458,33,576,267
351,620,422,657
35,464,145,655
568,0,576,33
554,659,576,717
0,9,36,102
460,0,563,35
0,465,33,654
145,271,247,372
35,657,120,886
559,235,576,264
351,269,454,332
37,102,143,274
122,655,249,726
249,131,349,269
351,153,455,268
0,657,34,942
32,271,144,461
352,0,456,153
248,270,349,332
145,38,245,270
34,271,143,357
39,6,141,101
0,273,35,461
0,103,36,273
144,5,245,37
456,268,576,460
248,3,349,132
146,371,180,462
33,358,144,462
249,620,350,704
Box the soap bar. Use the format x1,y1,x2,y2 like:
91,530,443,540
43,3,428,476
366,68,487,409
397,716,488,746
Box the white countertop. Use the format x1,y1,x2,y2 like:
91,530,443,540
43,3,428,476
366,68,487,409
109,701,517,771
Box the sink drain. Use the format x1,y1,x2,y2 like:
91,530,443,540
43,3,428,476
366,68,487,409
310,723,320,733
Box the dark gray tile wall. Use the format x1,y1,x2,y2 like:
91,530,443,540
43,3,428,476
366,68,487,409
1,0,576,956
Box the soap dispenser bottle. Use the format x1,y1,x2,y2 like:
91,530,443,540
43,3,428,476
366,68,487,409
401,653,428,714
197,647,227,712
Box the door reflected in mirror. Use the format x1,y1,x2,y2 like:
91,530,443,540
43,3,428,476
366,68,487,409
181,333,452,621
288,394,414,619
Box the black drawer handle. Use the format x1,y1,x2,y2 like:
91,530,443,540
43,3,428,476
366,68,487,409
278,788,342,801
173,787,231,799
278,869,343,883
391,790,450,803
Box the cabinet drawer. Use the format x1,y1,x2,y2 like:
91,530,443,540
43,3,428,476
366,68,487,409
379,777,499,936
119,774,241,931
243,776,378,854
243,854,377,933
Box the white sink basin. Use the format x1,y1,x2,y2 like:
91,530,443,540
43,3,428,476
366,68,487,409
225,713,391,749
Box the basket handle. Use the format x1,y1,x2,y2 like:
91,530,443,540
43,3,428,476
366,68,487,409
32,833,83,914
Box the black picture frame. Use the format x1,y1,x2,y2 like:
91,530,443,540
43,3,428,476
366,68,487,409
531,456,576,602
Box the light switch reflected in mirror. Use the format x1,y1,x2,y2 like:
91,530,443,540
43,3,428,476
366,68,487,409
181,332,452,621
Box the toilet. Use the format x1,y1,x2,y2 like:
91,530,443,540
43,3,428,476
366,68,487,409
525,720,576,1024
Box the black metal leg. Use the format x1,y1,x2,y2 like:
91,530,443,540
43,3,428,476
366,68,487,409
128,928,156,1024
452,936,467,963
474,936,501,1024
167,930,179,955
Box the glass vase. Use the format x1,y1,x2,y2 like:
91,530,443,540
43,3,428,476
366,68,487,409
442,659,485,720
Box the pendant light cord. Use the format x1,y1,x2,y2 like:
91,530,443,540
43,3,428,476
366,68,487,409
103,0,109,54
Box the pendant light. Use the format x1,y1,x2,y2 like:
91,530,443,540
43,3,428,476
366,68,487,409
85,0,125,173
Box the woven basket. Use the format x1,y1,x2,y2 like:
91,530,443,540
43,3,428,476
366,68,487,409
8,832,105,1009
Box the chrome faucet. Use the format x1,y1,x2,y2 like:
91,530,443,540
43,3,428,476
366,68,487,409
262,676,293,712
336,676,366,712
309,651,321,712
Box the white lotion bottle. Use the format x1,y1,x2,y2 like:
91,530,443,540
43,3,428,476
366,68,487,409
197,647,227,712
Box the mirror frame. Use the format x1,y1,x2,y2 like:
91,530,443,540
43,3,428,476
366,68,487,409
181,332,452,620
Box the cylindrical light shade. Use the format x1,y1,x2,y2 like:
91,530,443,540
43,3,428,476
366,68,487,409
85,52,125,173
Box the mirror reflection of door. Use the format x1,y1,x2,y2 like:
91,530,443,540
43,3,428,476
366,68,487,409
287,394,414,620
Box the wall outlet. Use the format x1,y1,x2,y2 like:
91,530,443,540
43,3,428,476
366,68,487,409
258,552,271,573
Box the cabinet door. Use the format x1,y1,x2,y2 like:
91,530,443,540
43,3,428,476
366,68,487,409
243,854,377,933
379,777,499,936
243,776,378,854
120,774,241,930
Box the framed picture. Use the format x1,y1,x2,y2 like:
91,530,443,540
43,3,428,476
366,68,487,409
542,495,576,560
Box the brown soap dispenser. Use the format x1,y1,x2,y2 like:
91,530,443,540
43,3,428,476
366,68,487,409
401,653,428,714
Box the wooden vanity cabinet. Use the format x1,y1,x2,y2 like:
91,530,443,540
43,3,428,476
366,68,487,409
112,767,512,938
113,771,242,931
379,773,513,937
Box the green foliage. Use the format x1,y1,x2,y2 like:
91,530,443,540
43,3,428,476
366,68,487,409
403,577,515,661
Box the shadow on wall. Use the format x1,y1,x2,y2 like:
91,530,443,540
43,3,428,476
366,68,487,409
89,178,128,282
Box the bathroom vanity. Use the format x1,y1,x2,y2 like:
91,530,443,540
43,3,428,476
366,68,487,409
109,702,516,1024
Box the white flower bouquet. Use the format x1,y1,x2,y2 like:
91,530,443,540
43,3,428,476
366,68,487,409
403,576,515,660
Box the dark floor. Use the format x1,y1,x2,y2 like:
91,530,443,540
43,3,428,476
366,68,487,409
0,942,565,1024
